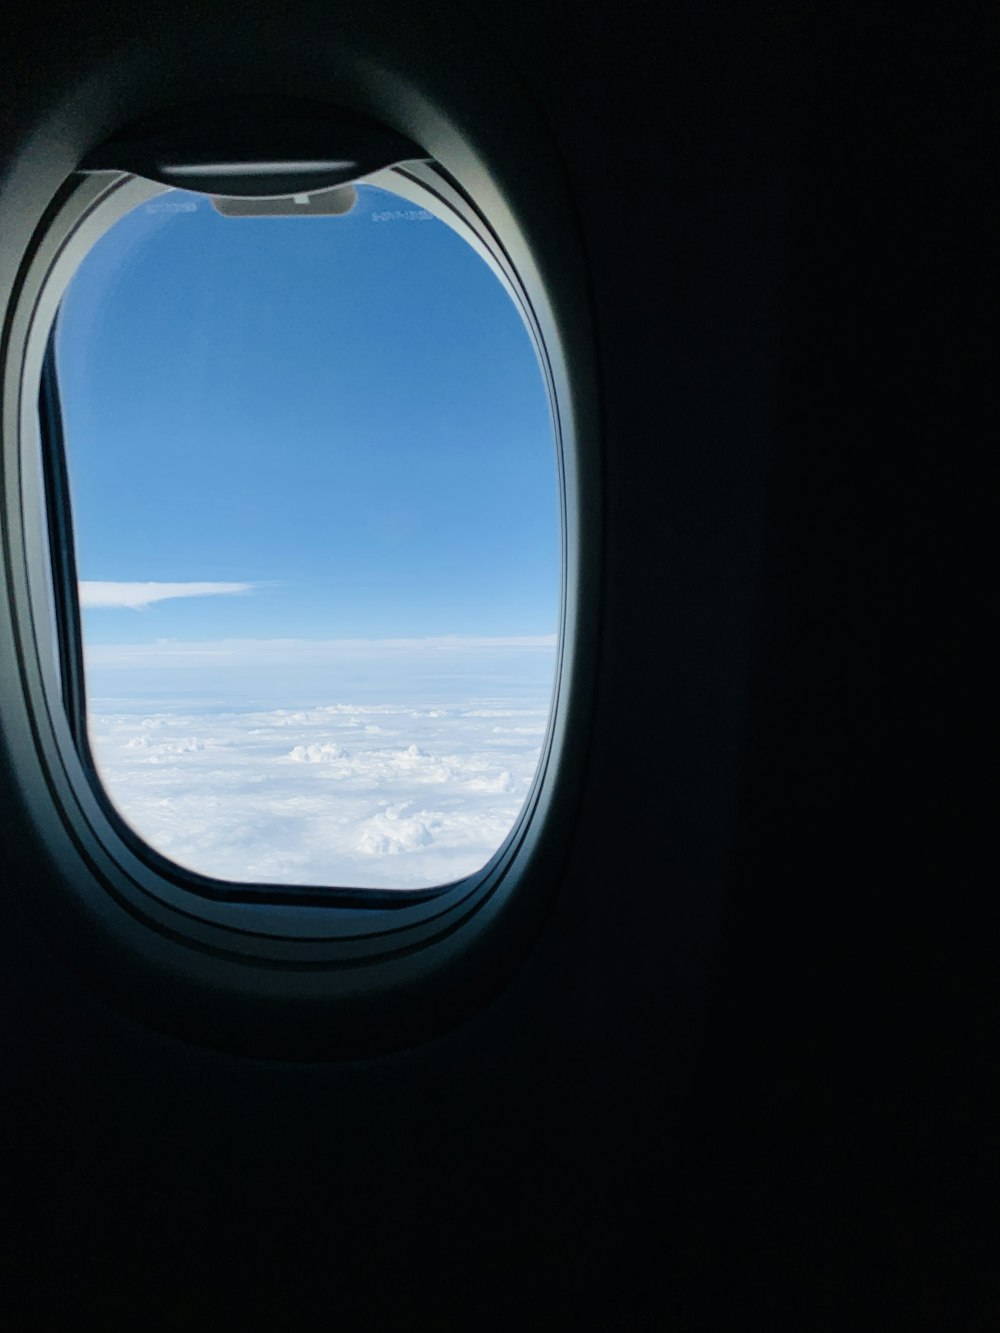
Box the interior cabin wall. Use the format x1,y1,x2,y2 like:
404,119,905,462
0,0,993,1324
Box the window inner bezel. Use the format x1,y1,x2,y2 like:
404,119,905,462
4,160,583,969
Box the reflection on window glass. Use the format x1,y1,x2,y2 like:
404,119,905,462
55,181,559,888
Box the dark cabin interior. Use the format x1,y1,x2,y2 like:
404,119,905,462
0,0,993,1326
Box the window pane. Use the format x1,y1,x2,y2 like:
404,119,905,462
54,181,559,889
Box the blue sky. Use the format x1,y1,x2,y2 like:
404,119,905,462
56,182,560,648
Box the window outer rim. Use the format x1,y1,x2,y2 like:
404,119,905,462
0,137,599,1054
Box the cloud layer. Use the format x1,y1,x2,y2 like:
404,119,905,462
80,581,253,610
85,633,557,664
87,694,551,889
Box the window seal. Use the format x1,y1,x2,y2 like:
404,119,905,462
10,165,562,948
35,166,562,914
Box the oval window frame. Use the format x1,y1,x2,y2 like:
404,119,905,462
0,113,600,1056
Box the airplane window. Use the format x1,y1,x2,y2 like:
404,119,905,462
50,179,560,892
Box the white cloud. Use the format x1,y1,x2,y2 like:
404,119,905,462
288,742,346,763
84,633,556,664
357,807,438,856
79,581,254,610
466,770,516,794
85,695,548,889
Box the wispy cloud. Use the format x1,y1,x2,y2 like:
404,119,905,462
79,581,254,610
